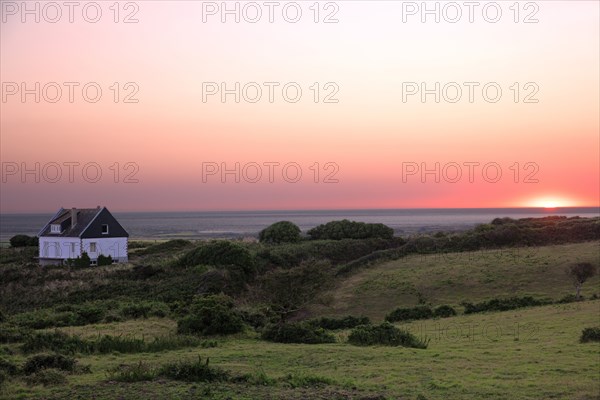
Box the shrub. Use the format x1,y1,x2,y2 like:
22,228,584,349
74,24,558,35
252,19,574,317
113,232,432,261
96,254,113,266
308,316,370,330
385,306,433,322
23,368,68,386
0,358,18,376
75,304,106,324
307,220,394,240
73,252,91,268
261,323,336,344
0,324,31,343
159,356,229,382
580,327,600,343
10,235,38,248
21,331,89,354
106,361,156,382
177,294,244,336
120,301,169,319
179,241,255,276
259,221,301,243
348,322,428,349
433,305,457,318
462,296,548,314
136,239,192,255
22,354,77,375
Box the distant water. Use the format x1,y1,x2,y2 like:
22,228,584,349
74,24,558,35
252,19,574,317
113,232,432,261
1,208,598,241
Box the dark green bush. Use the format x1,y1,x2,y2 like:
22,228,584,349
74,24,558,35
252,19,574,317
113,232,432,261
177,295,244,336
73,252,91,268
261,323,336,344
385,306,433,322
21,331,89,354
462,296,548,314
257,238,396,269
580,327,600,343
119,301,169,319
433,305,457,318
9,235,38,248
22,353,77,375
136,239,192,256
0,324,31,343
259,221,301,243
179,241,255,276
22,331,200,355
96,254,113,266
159,355,229,382
308,315,370,330
23,368,68,386
0,358,18,376
348,322,428,349
307,220,394,240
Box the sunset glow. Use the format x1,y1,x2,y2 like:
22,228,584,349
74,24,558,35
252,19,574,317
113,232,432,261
1,1,599,213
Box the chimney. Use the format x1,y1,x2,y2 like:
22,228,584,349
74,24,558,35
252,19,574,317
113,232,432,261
71,208,77,228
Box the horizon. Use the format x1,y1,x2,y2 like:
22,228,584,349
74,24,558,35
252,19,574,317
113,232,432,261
2,205,600,216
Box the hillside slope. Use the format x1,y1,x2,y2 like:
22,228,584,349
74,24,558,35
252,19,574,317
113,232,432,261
310,241,600,321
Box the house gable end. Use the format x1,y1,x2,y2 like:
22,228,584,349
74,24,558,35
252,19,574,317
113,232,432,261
80,208,129,238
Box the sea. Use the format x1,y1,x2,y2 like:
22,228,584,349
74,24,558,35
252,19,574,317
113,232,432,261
1,207,598,242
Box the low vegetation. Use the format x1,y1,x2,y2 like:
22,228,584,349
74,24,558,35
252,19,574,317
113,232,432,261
0,217,598,399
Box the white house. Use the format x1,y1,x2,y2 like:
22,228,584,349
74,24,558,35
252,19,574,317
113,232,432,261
38,207,129,266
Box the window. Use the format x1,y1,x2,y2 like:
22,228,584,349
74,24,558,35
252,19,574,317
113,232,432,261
102,224,109,234
71,243,75,254
90,242,97,253
51,224,60,233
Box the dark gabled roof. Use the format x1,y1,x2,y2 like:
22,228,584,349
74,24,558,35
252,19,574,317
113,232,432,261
38,207,128,238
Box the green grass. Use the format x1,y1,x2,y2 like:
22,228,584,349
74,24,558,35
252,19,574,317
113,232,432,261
312,241,600,321
1,300,598,399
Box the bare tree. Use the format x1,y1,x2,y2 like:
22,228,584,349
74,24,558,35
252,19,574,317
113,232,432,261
567,262,597,300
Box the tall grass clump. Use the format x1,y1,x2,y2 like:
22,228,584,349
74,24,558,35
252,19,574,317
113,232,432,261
159,355,229,382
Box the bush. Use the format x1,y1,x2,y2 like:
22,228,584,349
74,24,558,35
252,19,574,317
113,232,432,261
119,301,169,319
73,252,91,268
179,241,255,276
308,220,394,240
348,322,428,349
23,368,68,386
10,235,38,248
261,323,336,344
259,221,301,243
433,305,457,318
385,306,433,322
22,353,77,375
22,331,201,355
308,316,370,330
177,294,244,336
21,331,88,354
106,361,156,382
97,254,113,266
462,296,548,314
159,356,229,382
0,358,18,376
580,327,600,343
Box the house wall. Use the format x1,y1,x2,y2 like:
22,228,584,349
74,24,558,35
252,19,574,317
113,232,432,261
81,237,128,262
39,237,81,260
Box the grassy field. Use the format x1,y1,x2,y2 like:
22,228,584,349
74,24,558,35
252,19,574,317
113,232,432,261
1,238,599,399
2,300,599,400
311,241,600,321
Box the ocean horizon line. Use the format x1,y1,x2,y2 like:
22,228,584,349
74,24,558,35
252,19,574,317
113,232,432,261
2,206,599,216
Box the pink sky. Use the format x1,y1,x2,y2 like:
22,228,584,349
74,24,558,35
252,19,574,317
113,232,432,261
1,1,598,212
